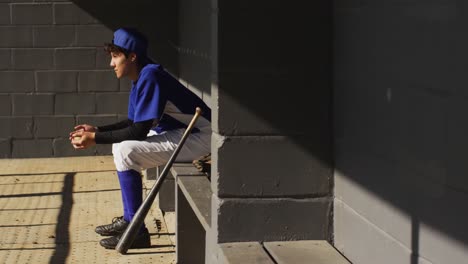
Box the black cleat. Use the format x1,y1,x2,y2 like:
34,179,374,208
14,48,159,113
95,216,129,236
99,228,151,249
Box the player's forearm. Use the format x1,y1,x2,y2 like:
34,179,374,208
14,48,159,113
95,119,153,144
96,119,133,132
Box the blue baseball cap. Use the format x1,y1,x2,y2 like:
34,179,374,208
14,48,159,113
112,27,148,58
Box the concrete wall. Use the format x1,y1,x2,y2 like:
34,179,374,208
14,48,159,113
178,0,211,108
0,0,178,158
207,1,333,262
0,0,126,158
334,1,468,263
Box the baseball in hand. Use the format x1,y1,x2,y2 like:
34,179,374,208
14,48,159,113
72,136,81,145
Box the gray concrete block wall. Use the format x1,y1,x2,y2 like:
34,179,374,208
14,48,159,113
54,2,98,25
213,135,331,197
0,4,9,24
0,26,33,47
79,71,119,92
95,93,129,115
13,139,53,158
0,0,125,158
213,196,332,243
0,49,10,69
334,1,468,263
178,0,212,109
33,26,76,47
0,139,11,158
36,71,78,92
0,71,35,92
11,3,53,25
0,117,33,138
12,94,54,115
55,93,96,115
205,1,333,262
0,95,11,115
34,116,74,138
12,48,54,69
55,48,96,69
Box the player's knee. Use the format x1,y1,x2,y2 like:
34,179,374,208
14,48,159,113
112,143,120,156
112,142,140,171
113,141,137,159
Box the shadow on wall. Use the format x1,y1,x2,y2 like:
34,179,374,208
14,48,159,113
335,0,468,262
71,0,179,75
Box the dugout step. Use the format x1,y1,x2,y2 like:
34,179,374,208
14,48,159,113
219,240,351,264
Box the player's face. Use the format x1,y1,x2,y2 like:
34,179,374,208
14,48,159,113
110,51,131,79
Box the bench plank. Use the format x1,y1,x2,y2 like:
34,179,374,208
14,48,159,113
171,163,206,176
264,240,350,264
219,242,274,264
177,175,212,230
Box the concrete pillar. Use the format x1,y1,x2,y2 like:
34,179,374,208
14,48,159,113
206,1,333,262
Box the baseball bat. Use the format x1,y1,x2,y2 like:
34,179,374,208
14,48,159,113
116,107,203,254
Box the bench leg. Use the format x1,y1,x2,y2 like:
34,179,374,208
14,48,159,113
176,185,206,264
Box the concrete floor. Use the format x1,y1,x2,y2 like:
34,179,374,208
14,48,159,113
0,156,176,264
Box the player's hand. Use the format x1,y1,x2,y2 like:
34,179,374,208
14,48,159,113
69,124,96,140
73,124,97,132
70,130,96,149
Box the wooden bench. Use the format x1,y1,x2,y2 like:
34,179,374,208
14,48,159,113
171,163,351,264
171,163,212,264
220,240,351,264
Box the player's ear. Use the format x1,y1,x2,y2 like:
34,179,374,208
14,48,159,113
129,52,137,62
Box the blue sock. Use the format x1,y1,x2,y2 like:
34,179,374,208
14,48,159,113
117,171,130,221
117,169,146,232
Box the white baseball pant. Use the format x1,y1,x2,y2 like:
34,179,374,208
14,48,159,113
112,126,211,172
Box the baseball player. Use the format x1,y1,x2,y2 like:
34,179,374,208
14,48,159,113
69,27,211,249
